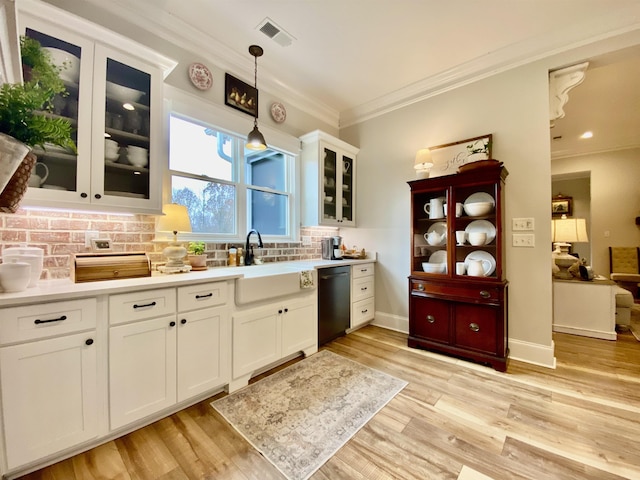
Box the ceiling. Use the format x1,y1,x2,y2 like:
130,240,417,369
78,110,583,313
49,0,640,156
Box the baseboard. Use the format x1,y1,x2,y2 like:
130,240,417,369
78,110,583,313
553,324,617,341
372,311,557,369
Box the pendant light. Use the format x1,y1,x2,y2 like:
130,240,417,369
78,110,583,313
246,45,267,150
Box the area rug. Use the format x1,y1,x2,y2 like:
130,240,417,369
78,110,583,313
211,350,407,480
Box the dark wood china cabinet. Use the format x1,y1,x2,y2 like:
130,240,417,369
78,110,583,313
408,164,508,371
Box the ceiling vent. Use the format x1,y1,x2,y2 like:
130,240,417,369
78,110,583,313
257,17,295,47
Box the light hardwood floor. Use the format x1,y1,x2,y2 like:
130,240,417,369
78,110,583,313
16,325,640,480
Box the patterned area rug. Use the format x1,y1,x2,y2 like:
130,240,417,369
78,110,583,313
211,350,407,480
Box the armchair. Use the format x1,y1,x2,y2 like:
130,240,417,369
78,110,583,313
609,247,640,298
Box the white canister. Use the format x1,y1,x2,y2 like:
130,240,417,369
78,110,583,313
2,246,44,287
0,259,31,292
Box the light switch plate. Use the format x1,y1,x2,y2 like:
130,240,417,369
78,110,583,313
513,233,535,247
512,217,535,231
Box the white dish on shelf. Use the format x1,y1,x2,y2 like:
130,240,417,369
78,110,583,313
41,185,67,191
464,192,495,208
429,250,447,264
464,250,496,276
104,191,146,198
425,222,447,246
43,47,80,83
106,81,145,103
465,220,496,245
422,262,446,273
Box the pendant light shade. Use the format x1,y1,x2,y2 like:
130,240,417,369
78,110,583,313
246,45,267,150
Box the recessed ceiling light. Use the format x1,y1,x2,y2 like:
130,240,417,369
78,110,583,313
580,131,593,139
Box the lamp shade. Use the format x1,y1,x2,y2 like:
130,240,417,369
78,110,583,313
246,123,267,150
551,216,589,243
157,204,192,235
414,148,434,169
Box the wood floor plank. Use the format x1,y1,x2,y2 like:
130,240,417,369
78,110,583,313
14,326,640,480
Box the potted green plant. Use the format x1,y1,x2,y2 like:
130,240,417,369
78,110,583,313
0,36,76,207
187,241,207,269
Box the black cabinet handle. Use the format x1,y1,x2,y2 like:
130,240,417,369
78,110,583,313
278,309,283,314
284,308,289,313
85,338,94,346
361,309,368,314
479,290,491,299
169,321,176,327
80,192,88,198
34,315,67,325
181,319,187,325
469,323,480,332
195,293,213,299
94,193,102,199
133,301,157,309
360,286,367,291
426,315,435,324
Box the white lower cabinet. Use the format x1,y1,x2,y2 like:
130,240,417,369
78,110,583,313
351,263,375,328
0,299,99,470
109,282,229,430
231,294,317,391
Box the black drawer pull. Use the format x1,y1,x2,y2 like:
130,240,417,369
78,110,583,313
469,323,480,332
34,315,67,325
169,321,176,327
479,291,491,299
133,301,157,309
181,319,187,325
195,293,213,299
85,338,94,346
361,309,368,314
426,315,435,324
361,287,367,291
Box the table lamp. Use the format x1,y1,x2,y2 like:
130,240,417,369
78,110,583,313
156,203,192,273
414,148,434,179
551,215,588,279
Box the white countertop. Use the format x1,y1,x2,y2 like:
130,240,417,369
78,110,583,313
0,257,375,307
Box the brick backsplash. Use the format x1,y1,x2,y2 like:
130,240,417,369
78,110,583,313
0,208,336,280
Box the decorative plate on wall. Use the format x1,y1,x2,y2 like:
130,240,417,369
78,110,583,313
270,102,287,123
188,63,213,91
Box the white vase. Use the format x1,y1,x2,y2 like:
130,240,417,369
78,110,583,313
0,133,30,194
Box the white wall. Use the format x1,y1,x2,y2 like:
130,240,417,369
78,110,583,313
552,148,640,275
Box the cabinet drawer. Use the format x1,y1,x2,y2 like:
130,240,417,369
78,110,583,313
0,298,97,345
351,297,374,328
178,281,228,312
109,288,176,325
454,304,498,355
352,263,374,279
411,280,502,304
410,296,450,344
352,276,374,303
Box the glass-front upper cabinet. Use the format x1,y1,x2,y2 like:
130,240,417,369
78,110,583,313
300,130,359,227
19,2,176,213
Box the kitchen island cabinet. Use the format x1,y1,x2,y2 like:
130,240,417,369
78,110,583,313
408,164,508,371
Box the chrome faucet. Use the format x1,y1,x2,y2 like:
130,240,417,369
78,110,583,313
245,229,264,265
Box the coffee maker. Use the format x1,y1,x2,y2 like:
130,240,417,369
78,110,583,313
321,236,343,260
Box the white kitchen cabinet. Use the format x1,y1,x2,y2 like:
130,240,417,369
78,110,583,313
18,0,176,214
300,130,359,226
351,263,375,329
109,283,230,430
231,293,317,391
0,299,99,470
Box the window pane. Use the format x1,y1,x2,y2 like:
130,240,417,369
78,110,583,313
248,189,288,236
172,176,235,234
246,149,286,190
170,115,233,181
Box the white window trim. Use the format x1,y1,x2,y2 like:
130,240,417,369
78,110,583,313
164,85,301,243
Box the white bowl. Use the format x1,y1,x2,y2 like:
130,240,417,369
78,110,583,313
106,82,145,103
0,260,31,292
43,47,80,83
464,201,493,217
422,262,446,273
105,151,120,162
468,232,488,246
127,154,148,168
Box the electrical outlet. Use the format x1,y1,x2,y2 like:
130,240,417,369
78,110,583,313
512,217,535,231
512,233,535,247
301,236,312,246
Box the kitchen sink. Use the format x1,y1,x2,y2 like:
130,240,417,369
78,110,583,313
235,264,316,305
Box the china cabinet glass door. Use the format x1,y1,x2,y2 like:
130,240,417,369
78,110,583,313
322,147,337,222
341,154,353,223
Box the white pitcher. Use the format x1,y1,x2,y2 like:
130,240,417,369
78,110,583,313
27,162,49,188
423,197,444,219
467,258,491,277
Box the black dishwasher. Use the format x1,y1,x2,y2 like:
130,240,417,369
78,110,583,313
318,266,351,346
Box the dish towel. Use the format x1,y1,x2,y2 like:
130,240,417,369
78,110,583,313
300,270,314,288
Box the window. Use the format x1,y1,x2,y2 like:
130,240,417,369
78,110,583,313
168,114,294,241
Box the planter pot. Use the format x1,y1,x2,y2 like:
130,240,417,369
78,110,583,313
187,254,207,269
0,151,37,213
0,134,30,195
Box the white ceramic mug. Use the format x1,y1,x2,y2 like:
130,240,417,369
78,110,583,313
456,262,466,275
28,162,49,188
424,197,444,219
468,232,487,246
455,230,466,245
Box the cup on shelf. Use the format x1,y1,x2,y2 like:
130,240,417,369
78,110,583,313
468,232,487,246
455,230,466,245
456,262,467,275
126,146,148,167
455,202,463,217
